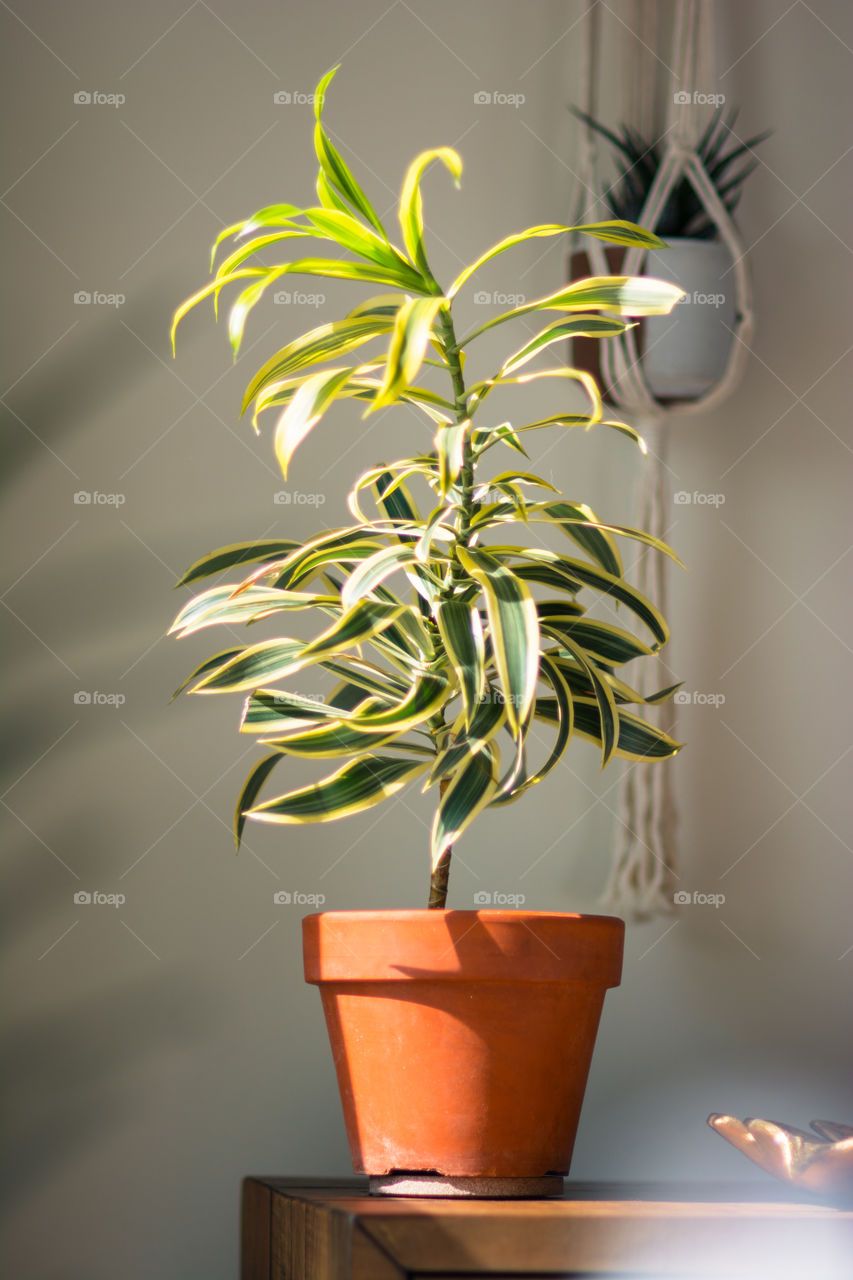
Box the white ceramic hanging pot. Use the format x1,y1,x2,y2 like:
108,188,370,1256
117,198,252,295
641,237,736,399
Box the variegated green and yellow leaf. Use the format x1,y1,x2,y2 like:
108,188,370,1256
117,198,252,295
240,689,347,735
370,296,447,412
177,540,300,587
313,66,386,236
235,753,282,847
241,316,395,413
436,598,485,728
273,366,354,477
456,546,539,736
535,698,682,762
460,275,685,345
170,584,335,638
399,147,462,285
430,745,499,869
247,754,427,824
448,219,667,299
299,599,408,661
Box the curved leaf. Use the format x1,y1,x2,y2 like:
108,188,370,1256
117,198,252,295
261,707,403,758
536,698,682,762
399,147,462,284
304,207,416,278
266,255,430,292
170,584,334,638
170,268,265,352
460,275,685,345
430,745,499,869
341,544,419,611
235,753,282,848
448,224,569,299
436,598,486,728
177,540,300,587
313,67,386,236
247,754,427,824
546,617,653,665
300,599,407,661
511,550,668,646
426,691,505,787
346,671,448,734
494,654,573,803
216,229,313,280
456,546,539,735
448,220,667,299
544,629,618,767
192,639,306,693
571,219,669,249
500,315,632,377
272,366,354,477
171,647,244,700
370,296,447,411
241,315,394,413
241,689,346,735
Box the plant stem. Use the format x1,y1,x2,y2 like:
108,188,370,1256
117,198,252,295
437,308,475,582
428,307,474,911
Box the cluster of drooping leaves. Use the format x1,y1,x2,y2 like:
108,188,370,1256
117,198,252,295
570,105,770,240
170,67,685,907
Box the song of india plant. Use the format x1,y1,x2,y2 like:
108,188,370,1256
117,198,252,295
169,67,684,909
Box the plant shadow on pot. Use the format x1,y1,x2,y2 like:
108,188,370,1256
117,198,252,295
304,909,624,1195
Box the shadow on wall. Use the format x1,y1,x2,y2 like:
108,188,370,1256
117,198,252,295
2,963,212,1212
1,274,182,488
1,818,214,1211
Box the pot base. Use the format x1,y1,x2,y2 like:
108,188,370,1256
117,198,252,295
369,1173,564,1199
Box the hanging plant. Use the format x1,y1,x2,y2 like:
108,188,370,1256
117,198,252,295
570,105,770,240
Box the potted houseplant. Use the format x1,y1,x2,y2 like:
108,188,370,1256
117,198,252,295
570,106,769,398
170,68,684,1197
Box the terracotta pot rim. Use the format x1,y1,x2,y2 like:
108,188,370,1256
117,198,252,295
303,909,624,987
303,908,624,924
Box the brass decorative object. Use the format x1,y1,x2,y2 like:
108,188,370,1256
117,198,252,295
708,1114,853,1202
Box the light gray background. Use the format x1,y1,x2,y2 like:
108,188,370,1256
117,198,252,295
2,2,852,1277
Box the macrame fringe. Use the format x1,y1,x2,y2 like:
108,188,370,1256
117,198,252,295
570,1,753,919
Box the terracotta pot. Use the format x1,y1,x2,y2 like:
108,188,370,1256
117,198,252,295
303,909,624,1180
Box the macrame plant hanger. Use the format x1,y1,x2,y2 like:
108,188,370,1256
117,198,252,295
570,0,754,920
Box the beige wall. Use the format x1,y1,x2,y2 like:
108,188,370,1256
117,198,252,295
2,2,851,1276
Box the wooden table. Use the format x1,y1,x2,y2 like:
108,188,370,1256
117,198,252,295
241,1177,853,1279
